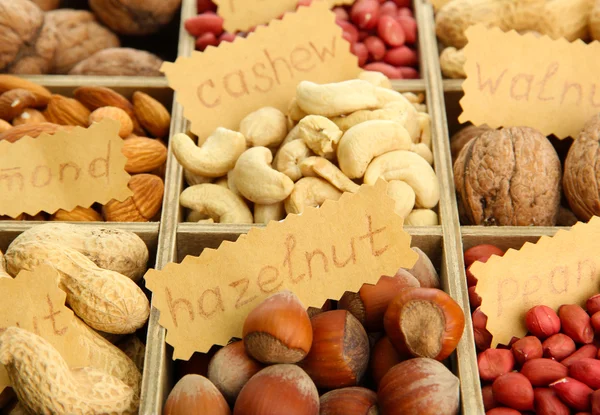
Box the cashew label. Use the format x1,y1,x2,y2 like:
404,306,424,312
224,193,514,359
459,25,600,139
0,119,132,218
0,265,92,393
472,217,600,347
162,1,360,142
145,180,418,359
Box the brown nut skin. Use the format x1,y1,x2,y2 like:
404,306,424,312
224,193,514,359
377,358,459,415
454,127,561,226
525,305,561,339
383,287,465,361
559,304,594,344
338,271,420,332
299,310,369,389
208,341,264,406
242,291,312,365
464,244,504,268
492,372,534,411
403,247,440,289
164,374,231,415
233,364,319,415
450,124,491,162
370,336,405,387
319,387,379,415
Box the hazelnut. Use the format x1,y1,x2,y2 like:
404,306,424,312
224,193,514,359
525,305,561,339
558,304,594,344
164,374,231,415
338,271,420,332
307,299,334,318
384,287,465,361
233,364,319,415
370,336,405,387
208,341,264,405
242,291,312,364
319,387,378,415
463,244,504,268
403,247,440,289
299,310,369,389
377,358,459,415
492,372,534,411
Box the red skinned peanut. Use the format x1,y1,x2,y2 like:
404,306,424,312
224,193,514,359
396,15,417,44
197,0,216,13
521,358,568,386
467,256,491,287
591,311,600,334
550,377,592,412
378,15,405,46
492,372,534,411
486,409,521,415
511,336,543,366
587,294,600,315
364,36,386,61
337,20,359,44
398,67,419,79
351,0,380,30
478,349,515,382
473,308,492,351
380,1,398,17
526,305,561,339
569,358,600,389
218,32,236,43
363,62,402,79
195,32,218,51
384,46,418,66
397,7,413,17
559,304,594,344
185,13,224,37
464,244,504,267
561,344,598,367
392,0,411,6
543,333,576,360
534,388,570,415
351,42,369,66
591,389,600,415
482,385,498,411
333,7,349,21
469,286,482,309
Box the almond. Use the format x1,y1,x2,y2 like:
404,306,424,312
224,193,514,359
122,137,167,173
44,95,91,127
132,91,171,138
12,108,47,126
521,358,568,386
51,206,102,222
0,122,62,143
89,106,133,138
0,75,51,103
102,174,164,222
0,89,38,121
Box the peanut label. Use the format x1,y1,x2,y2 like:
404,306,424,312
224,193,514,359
162,1,361,141
0,119,132,218
0,265,93,393
472,217,600,347
145,181,418,359
459,25,600,139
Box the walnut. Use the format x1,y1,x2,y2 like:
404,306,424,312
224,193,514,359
89,0,182,36
454,127,561,226
68,48,163,76
563,113,600,221
450,124,491,162
0,0,58,74
29,0,60,11
46,9,120,74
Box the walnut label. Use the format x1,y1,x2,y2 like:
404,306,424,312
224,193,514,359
459,25,600,139
162,1,360,141
145,180,418,359
0,119,132,218
471,217,600,347
0,265,93,393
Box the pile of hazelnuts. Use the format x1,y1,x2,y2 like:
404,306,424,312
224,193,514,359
164,247,465,415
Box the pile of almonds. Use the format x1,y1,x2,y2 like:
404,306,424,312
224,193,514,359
0,75,169,223
165,247,465,415
466,244,600,414
185,0,418,79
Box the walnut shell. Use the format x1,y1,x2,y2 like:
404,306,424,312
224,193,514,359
454,127,561,226
29,0,60,11
46,9,120,74
0,0,58,74
563,114,600,221
68,48,163,76
450,124,491,162
89,0,182,36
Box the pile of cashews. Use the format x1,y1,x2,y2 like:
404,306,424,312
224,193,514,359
172,71,440,226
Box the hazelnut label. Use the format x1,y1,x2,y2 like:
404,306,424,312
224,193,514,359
162,1,360,141
472,217,600,347
145,180,418,359
0,119,132,218
0,265,93,393
459,25,600,139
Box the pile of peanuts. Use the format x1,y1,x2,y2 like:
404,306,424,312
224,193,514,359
185,0,418,79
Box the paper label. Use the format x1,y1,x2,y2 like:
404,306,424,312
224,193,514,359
0,119,132,218
472,217,600,347
429,0,451,11
0,265,92,392
459,25,600,139
214,0,355,33
145,181,418,359
162,1,361,140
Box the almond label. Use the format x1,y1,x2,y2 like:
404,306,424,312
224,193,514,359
0,119,132,218
0,265,92,392
145,181,418,359
162,1,360,141
471,217,600,347
459,25,600,139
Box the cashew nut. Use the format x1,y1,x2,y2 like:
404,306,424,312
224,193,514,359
298,115,343,159
284,177,343,214
410,143,434,165
239,107,288,148
231,147,294,204
330,101,415,133
337,120,413,179
254,202,285,224
386,180,416,220
0,250,9,279
405,209,439,226
227,170,242,197
214,176,229,188
273,140,314,181
172,128,246,178
186,210,211,222
296,80,380,117
280,123,302,147
180,184,253,224
417,112,432,148
299,156,360,193
358,70,393,89
363,150,440,209
402,92,425,105
288,97,307,122
184,169,212,187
